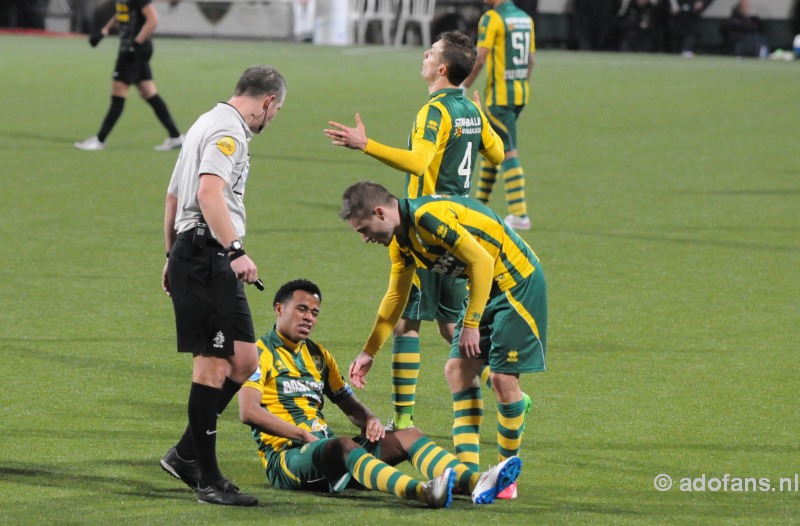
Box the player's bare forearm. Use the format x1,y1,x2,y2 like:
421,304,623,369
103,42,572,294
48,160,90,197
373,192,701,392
338,397,384,441
239,387,318,443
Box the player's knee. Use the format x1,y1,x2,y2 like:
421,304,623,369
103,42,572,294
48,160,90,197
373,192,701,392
394,318,420,337
490,373,522,402
444,359,464,384
227,356,257,384
436,320,455,342
399,427,424,442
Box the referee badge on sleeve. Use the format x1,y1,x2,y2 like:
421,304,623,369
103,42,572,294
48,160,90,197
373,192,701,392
216,136,236,156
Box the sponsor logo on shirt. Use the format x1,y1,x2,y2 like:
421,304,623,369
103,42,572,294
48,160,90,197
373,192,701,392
504,69,529,80
432,253,465,277
426,120,439,132
283,379,324,394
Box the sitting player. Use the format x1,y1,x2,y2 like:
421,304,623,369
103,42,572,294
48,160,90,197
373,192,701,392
238,279,521,507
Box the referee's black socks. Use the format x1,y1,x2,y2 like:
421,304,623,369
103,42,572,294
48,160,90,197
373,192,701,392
175,377,243,461
187,382,224,486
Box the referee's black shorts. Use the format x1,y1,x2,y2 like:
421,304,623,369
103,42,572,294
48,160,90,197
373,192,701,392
167,233,255,357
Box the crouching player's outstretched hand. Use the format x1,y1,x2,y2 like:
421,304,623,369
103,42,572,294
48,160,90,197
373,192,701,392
349,351,374,389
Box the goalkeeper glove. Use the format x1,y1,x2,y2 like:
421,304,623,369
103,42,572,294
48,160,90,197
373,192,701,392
89,32,104,47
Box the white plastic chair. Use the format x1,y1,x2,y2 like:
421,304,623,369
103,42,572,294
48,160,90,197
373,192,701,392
356,0,396,45
394,0,436,47
348,0,367,44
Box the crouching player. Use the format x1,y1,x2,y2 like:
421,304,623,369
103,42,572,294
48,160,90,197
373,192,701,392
238,279,521,507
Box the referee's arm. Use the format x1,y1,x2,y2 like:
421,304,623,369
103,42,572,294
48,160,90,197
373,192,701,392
197,173,259,284
162,192,178,296
164,192,177,255
196,174,239,249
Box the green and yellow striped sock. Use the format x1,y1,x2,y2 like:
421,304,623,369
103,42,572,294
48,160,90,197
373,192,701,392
497,398,526,460
391,336,420,425
501,157,528,217
408,436,480,495
474,159,497,204
346,447,419,500
452,386,483,471
479,363,492,390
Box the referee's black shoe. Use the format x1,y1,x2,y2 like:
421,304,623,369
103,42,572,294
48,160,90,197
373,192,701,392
197,478,258,506
160,446,201,489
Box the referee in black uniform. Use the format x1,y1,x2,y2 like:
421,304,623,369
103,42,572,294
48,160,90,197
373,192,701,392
159,65,286,506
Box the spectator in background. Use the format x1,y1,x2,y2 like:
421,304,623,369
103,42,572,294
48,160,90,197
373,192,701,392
573,0,622,51
619,0,663,52
0,0,47,29
515,0,539,24
720,0,767,57
670,0,713,57
793,0,800,36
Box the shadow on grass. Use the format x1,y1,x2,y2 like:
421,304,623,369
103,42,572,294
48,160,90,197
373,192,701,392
0,130,78,147
0,462,452,513
0,463,193,501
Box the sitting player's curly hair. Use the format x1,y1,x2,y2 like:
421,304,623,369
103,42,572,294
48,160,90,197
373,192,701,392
273,279,321,307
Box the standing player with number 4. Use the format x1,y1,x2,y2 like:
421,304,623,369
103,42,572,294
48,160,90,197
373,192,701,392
461,0,535,232
324,31,504,433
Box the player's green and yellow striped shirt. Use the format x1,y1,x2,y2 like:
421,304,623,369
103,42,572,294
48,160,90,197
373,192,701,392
477,1,535,107
244,327,352,462
405,88,499,198
393,195,537,291
363,195,540,355
363,88,503,198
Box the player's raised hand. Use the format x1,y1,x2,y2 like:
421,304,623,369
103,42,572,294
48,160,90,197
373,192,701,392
472,90,482,107
324,113,368,151
348,350,374,389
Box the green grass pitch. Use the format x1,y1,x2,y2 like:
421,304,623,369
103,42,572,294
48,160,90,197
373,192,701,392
1,34,798,524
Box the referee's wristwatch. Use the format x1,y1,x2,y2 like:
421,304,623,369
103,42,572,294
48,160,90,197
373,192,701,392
227,239,246,261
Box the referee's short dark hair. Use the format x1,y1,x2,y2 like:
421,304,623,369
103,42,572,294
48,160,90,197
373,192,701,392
273,279,322,307
235,65,287,101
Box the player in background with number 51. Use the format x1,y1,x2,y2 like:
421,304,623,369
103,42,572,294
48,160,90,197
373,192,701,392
461,0,535,232
324,30,504,433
